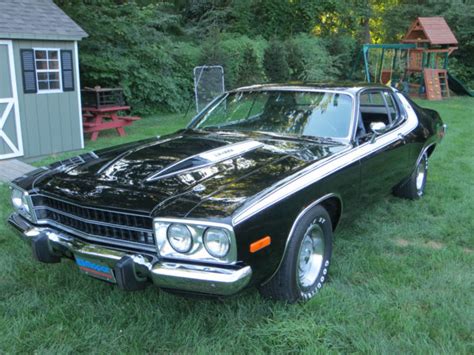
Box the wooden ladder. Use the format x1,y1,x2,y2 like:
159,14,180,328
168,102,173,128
424,69,450,100
438,70,450,98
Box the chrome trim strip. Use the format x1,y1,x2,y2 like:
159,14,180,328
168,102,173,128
153,218,237,265
416,142,436,167
261,193,342,286
232,93,418,225
34,206,152,233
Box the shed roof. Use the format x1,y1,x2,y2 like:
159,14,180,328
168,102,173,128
0,0,87,41
403,17,458,46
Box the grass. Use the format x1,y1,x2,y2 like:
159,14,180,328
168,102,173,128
1,98,473,353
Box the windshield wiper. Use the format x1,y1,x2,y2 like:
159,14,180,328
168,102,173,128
254,131,343,145
301,135,343,145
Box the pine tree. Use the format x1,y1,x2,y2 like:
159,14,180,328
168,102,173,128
235,45,263,87
263,40,290,83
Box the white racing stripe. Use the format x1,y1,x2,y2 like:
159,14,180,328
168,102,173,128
199,140,263,162
147,140,264,181
232,93,418,225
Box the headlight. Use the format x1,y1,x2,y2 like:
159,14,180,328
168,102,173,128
11,188,30,215
167,223,193,253
203,228,230,258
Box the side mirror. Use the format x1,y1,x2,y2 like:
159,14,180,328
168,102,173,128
370,122,387,135
369,122,387,143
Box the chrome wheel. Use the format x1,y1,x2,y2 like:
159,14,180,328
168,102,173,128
416,155,427,195
297,221,325,288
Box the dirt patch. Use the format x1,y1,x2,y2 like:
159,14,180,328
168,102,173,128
425,241,445,250
395,239,411,247
394,238,446,250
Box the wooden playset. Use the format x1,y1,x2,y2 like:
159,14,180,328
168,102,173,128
356,16,472,100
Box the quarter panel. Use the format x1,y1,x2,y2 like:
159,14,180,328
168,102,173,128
234,159,360,284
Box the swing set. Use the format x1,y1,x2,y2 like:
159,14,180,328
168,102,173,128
360,43,416,91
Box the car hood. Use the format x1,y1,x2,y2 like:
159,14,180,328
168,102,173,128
31,130,346,218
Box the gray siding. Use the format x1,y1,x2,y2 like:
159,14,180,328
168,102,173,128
12,40,82,159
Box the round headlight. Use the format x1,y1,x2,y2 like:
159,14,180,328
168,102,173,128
11,189,30,214
11,189,24,209
167,224,193,253
203,228,230,258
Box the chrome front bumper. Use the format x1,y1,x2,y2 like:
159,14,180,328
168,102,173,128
8,213,252,296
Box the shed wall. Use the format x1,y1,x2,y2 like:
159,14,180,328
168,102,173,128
12,40,82,159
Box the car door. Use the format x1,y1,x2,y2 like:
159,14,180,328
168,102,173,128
356,89,412,201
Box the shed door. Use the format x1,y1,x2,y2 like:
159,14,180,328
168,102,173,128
0,40,23,159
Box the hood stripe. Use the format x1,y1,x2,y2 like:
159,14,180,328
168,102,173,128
146,140,264,181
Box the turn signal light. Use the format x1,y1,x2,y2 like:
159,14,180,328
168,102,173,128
250,236,271,253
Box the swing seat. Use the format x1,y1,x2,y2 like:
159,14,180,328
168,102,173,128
380,69,393,84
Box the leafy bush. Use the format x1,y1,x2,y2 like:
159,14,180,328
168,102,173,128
60,1,199,114
200,34,266,89
286,34,338,82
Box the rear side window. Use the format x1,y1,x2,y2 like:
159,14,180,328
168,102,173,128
358,90,403,136
359,91,391,127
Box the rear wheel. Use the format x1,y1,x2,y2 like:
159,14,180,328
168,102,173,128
259,205,333,303
395,152,428,199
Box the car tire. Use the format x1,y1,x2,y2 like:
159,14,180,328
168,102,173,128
395,152,428,200
259,205,333,303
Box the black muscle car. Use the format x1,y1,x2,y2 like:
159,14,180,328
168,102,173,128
8,84,446,303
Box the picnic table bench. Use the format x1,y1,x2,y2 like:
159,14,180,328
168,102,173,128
82,105,140,141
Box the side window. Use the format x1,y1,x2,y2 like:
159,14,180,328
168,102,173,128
358,90,396,135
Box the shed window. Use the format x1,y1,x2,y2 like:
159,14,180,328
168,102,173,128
34,49,62,93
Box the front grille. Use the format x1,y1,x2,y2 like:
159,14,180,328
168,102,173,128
31,195,155,247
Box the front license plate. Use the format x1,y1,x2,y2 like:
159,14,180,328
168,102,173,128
75,256,116,283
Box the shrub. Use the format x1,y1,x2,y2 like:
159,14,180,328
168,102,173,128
286,34,338,82
200,34,267,89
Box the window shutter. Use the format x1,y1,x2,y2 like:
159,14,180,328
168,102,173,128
61,50,75,92
20,49,37,94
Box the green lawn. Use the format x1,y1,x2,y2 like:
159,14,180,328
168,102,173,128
1,98,473,353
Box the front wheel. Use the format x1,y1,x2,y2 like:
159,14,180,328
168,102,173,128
259,205,333,303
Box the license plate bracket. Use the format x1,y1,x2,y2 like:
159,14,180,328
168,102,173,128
75,256,116,283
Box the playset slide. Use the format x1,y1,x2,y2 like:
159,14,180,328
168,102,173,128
448,72,473,96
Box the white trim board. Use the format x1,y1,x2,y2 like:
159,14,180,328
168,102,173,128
74,41,84,149
0,40,24,160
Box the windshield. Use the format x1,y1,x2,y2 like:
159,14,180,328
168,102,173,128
190,90,354,140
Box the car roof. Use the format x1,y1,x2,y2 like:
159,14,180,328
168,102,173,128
233,82,392,94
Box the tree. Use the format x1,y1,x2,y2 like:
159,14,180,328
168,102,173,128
235,45,264,87
263,40,290,83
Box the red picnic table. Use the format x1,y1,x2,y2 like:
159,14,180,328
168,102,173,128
82,105,140,141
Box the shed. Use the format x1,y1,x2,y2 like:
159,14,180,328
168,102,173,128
0,0,87,161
